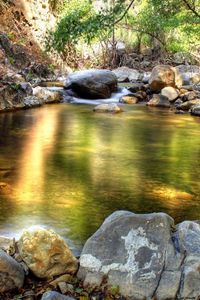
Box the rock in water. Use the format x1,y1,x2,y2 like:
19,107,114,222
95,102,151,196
149,65,182,92
64,69,117,99
0,249,24,292
161,87,179,102
147,94,171,108
33,87,62,103
120,94,139,104
78,211,183,300
177,99,200,111
18,227,78,278
93,103,122,113
190,104,200,116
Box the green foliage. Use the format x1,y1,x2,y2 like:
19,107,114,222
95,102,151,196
45,0,200,65
125,0,200,52
45,0,127,54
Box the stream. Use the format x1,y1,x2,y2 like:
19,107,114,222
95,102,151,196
0,97,200,254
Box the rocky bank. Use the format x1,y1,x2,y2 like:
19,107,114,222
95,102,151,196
2,211,200,299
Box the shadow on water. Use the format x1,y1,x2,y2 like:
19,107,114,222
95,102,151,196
0,104,200,251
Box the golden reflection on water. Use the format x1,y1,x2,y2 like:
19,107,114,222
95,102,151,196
13,107,60,202
0,105,199,242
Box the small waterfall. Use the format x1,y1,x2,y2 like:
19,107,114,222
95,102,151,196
62,87,131,105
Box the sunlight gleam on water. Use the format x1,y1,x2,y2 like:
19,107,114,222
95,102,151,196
0,104,199,251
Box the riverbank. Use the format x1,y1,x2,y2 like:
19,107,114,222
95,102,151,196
1,211,200,300
1,30,200,115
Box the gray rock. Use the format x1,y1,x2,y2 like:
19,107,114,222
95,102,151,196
190,104,200,116
23,96,43,108
161,87,179,101
112,67,140,82
78,211,181,300
174,99,183,107
147,94,171,108
155,271,182,300
127,83,146,93
41,291,75,300
19,82,33,95
176,221,200,254
177,99,200,111
179,255,200,299
175,65,200,85
182,91,197,102
0,249,24,292
64,69,117,99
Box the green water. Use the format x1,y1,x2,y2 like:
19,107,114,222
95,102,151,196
0,104,200,251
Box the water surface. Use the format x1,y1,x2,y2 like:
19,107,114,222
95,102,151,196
0,104,200,252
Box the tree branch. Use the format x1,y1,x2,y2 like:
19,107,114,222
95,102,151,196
119,24,166,46
182,0,200,18
114,0,135,25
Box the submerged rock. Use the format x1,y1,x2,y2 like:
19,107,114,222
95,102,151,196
149,65,182,92
147,94,171,108
0,249,24,292
93,103,123,113
0,182,13,195
64,69,117,99
18,227,78,278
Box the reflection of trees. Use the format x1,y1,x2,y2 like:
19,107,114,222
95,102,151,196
0,105,200,243
44,106,200,242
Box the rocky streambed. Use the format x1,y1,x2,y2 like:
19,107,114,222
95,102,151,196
0,65,200,116
1,211,200,300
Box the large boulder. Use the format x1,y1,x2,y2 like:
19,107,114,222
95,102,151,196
149,65,183,91
0,249,24,292
78,211,200,300
78,211,183,300
18,227,78,278
64,69,118,99
147,94,171,108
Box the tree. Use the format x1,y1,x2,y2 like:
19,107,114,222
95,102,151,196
45,0,135,67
